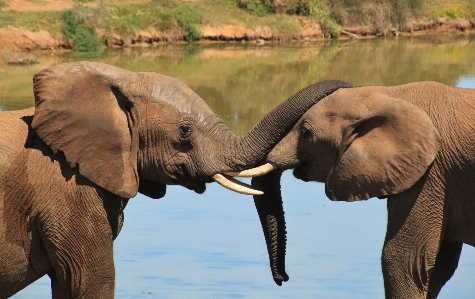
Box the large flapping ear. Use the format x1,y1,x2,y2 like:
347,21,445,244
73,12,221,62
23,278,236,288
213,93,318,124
326,92,441,201
32,62,140,198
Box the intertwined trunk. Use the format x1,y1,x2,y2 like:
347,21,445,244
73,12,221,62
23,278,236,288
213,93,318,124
219,80,352,170
238,81,351,284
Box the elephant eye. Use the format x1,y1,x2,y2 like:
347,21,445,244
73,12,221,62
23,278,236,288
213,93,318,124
180,125,193,138
300,126,312,140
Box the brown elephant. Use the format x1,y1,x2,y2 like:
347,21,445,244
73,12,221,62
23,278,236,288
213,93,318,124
0,61,351,299
244,81,475,298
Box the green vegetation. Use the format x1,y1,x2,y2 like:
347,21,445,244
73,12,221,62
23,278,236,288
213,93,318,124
61,6,102,51
236,0,272,16
174,4,202,42
102,2,176,40
443,3,465,19
0,0,473,51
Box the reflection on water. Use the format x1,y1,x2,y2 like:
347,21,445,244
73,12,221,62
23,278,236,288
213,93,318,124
2,35,475,134
4,35,475,298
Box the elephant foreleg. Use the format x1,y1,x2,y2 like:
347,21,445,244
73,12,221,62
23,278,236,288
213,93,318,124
382,178,445,299
39,198,117,299
426,242,463,299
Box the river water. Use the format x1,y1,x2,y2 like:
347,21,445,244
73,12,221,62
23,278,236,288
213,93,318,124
2,35,475,298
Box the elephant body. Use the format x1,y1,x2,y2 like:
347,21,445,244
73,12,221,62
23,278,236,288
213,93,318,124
0,61,351,298
1,109,124,298
254,81,475,298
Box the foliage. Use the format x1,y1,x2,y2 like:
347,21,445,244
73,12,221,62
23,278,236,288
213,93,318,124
389,0,423,29
102,3,176,39
235,0,330,18
61,6,102,52
174,4,202,42
0,1,6,8
321,18,340,37
361,2,393,35
236,0,272,16
0,0,474,48
444,4,465,19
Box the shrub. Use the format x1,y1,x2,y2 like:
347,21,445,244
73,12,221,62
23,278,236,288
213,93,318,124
236,0,329,18
321,18,340,37
174,4,202,42
389,0,423,30
62,6,102,52
361,2,393,36
444,4,465,19
236,0,272,16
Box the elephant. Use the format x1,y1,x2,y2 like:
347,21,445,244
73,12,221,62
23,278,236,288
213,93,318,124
242,81,475,298
0,61,352,299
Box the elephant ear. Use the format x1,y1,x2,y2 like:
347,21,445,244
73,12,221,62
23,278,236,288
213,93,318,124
326,92,441,201
32,62,140,198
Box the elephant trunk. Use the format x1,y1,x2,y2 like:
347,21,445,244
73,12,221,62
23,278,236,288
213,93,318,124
220,80,352,171
252,171,288,285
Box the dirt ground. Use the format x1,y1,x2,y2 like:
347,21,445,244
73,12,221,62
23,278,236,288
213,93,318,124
2,0,86,11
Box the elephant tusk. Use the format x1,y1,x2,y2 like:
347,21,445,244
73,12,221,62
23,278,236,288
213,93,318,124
222,163,278,177
212,174,264,195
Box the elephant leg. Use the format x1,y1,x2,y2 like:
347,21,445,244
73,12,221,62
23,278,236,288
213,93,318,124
39,198,117,299
0,243,50,298
45,233,116,299
46,232,116,299
426,242,463,299
382,180,445,299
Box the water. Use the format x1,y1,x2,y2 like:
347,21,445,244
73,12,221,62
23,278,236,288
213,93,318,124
2,35,475,298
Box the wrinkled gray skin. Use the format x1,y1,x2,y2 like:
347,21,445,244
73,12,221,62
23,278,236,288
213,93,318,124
253,82,475,299
0,61,351,299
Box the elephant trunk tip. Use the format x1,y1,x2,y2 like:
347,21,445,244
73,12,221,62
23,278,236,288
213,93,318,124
273,272,289,286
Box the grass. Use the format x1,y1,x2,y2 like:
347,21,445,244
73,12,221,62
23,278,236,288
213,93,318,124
102,2,177,39
174,4,202,42
0,0,473,51
0,10,64,37
196,0,302,35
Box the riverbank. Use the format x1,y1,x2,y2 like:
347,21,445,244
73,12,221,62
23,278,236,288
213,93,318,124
0,0,474,54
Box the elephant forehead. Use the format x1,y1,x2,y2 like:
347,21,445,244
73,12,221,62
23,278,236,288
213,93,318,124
318,90,384,120
147,75,214,122
306,101,361,129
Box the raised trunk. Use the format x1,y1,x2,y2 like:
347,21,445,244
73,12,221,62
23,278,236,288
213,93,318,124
222,80,352,170
252,171,288,285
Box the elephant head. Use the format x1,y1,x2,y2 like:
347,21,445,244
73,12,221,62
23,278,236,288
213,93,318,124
250,85,441,285
31,61,352,200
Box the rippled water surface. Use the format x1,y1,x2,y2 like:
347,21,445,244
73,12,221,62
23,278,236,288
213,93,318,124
2,35,475,298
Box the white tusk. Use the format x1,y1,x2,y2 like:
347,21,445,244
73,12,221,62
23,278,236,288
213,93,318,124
223,163,278,177
212,174,264,195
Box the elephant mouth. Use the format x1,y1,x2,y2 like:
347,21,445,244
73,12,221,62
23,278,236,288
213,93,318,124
174,164,209,194
293,160,310,182
171,162,272,195
183,180,208,194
